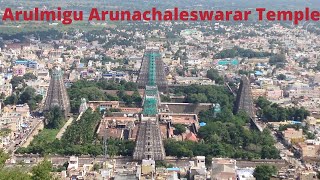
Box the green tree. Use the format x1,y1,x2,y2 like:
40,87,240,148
34,94,43,102
256,97,309,122
44,106,65,129
276,74,286,80
261,146,280,159
200,52,209,58
31,160,53,180
207,69,224,84
68,81,105,113
10,76,24,90
239,70,250,75
124,81,138,91
17,86,41,110
253,165,277,180
132,91,142,106
23,73,37,80
0,168,31,180
256,97,271,109
93,163,101,171
314,61,320,71
269,54,286,67
19,87,35,103
160,94,171,102
173,124,186,135
0,149,9,168
214,46,271,59
4,94,18,105
187,93,208,103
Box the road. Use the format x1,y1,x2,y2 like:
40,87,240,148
271,131,304,169
56,117,74,139
5,117,44,154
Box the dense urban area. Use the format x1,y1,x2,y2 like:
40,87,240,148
1,0,320,180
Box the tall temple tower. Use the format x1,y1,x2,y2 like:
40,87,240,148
44,66,70,117
233,76,255,118
133,49,166,161
136,48,168,92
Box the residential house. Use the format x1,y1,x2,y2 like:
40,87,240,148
211,158,236,180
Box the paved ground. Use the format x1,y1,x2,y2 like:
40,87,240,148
5,117,44,154
56,112,83,139
56,117,74,139
20,121,44,149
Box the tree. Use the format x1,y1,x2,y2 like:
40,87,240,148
261,146,280,159
34,95,43,103
207,69,224,84
10,76,24,90
0,92,5,100
239,70,250,75
269,54,286,67
314,61,320,71
156,161,173,168
0,149,9,168
124,81,138,91
19,87,36,104
299,57,309,68
164,140,194,158
31,159,53,180
3,86,42,110
44,106,65,129
287,107,310,121
174,124,186,135
68,81,105,113
122,94,133,106
132,91,142,105
160,95,171,102
255,97,309,122
276,74,286,80
200,52,209,58
23,73,37,80
93,163,101,171
187,93,208,103
4,94,18,105
0,168,31,180
214,46,271,59
253,165,277,180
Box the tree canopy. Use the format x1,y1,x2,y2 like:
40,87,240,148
17,108,135,157
4,86,42,111
0,155,54,180
256,97,310,122
276,74,286,80
164,85,279,159
31,160,53,180
44,106,65,129
173,84,234,110
173,124,186,135
314,60,320,71
164,106,279,160
206,69,224,85
0,149,9,168
23,73,37,80
214,46,271,59
68,79,141,113
0,168,31,180
269,54,286,68
253,165,277,180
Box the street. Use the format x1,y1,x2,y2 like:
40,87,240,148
5,117,44,154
